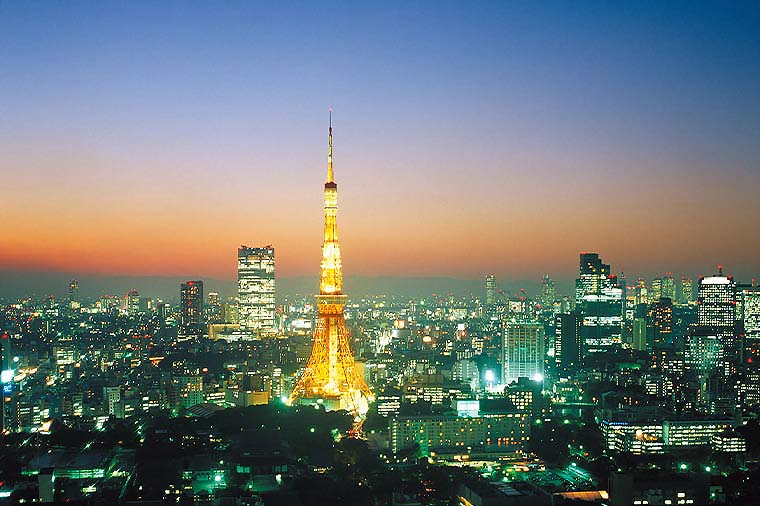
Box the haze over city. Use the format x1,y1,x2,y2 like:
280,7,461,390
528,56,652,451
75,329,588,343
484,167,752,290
2,1,759,294
4,3,760,506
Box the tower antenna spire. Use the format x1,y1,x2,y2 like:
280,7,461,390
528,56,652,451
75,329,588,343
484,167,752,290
327,108,334,182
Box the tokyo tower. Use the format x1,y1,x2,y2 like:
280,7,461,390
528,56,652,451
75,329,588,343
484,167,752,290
290,112,374,423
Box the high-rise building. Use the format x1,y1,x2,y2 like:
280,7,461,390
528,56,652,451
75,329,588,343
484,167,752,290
237,245,275,333
635,278,649,306
126,289,140,316
554,313,582,371
540,275,556,312
291,113,373,424
485,275,496,305
221,299,239,325
650,277,663,303
502,322,544,385
67,280,80,311
180,281,204,336
619,272,629,317
575,253,623,353
173,374,204,409
207,291,222,324
661,273,676,301
632,317,647,351
576,253,610,299
686,329,723,380
103,386,123,418
679,276,694,305
647,297,673,348
697,269,739,375
737,283,760,361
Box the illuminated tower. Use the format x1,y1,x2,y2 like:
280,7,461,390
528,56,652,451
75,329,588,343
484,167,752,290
291,112,373,421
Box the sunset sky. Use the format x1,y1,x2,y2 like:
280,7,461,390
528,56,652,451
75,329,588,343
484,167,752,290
2,1,759,288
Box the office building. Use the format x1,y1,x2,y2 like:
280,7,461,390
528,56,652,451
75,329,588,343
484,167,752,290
173,375,204,409
632,318,647,351
576,253,623,353
389,400,529,457
609,471,709,506
635,278,649,306
554,313,582,370
662,419,733,446
485,274,496,305
647,298,673,348
679,276,694,305
180,280,204,336
68,280,80,311
540,274,556,312
650,277,663,303
237,245,276,333
697,270,739,375
737,283,760,359
502,322,544,384
103,386,123,418
126,289,140,316
661,273,676,301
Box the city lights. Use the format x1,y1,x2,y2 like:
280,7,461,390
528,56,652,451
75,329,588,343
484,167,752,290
0,2,758,504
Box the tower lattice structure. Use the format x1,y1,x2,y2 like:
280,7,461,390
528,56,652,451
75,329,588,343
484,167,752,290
290,112,373,422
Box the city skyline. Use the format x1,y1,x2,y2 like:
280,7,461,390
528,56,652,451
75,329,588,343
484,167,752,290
3,4,760,505
2,2,760,286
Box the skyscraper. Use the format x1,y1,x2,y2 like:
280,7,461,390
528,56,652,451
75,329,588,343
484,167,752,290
180,281,204,336
679,276,695,305
67,280,80,311
737,282,760,360
207,291,222,324
697,268,739,376
662,273,676,301
575,253,623,353
635,278,649,306
126,289,140,316
237,245,275,334
291,113,373,424
554,313,582,371
485,274,496,305
540,274,556,312
647,297,673,348
502,322,545,384
650,277,663,303
576,253,610,299
632,317,647,351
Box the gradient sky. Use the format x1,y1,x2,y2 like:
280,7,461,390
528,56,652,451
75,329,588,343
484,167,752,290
2,1,759,286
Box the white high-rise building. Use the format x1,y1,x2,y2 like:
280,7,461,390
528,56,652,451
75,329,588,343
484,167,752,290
738,284,760,346
697,269,738,375
502,322,544,385
485,274,496,305
237,245,275,333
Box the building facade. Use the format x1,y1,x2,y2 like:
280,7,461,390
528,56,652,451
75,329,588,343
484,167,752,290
502,322,544,385
237,245,276,334
180,280,204,336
